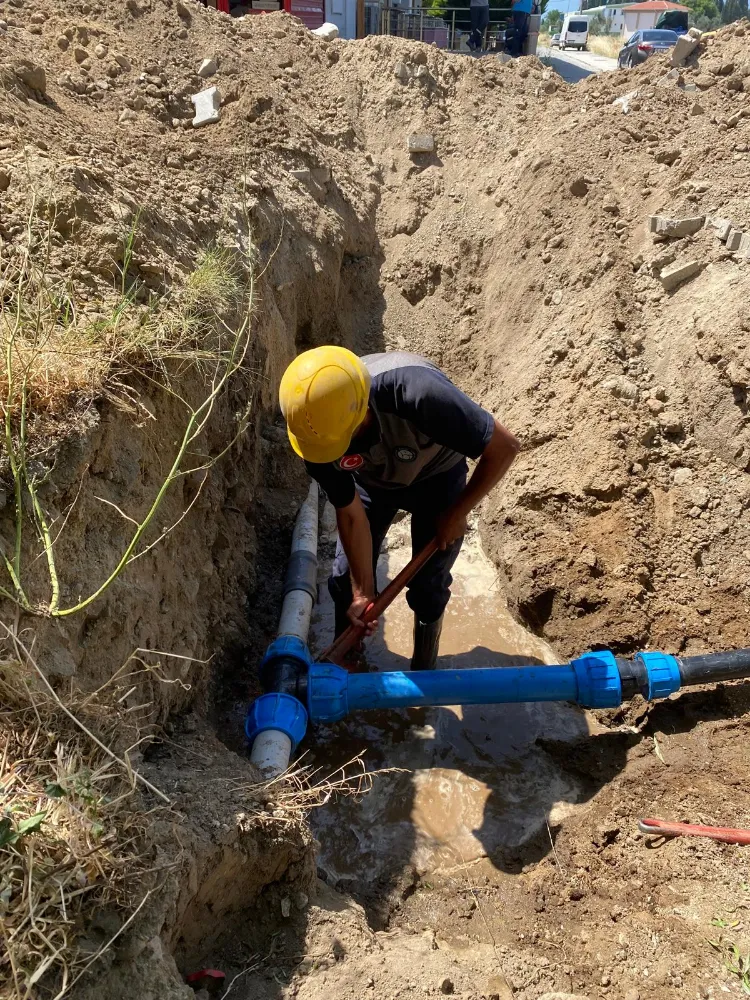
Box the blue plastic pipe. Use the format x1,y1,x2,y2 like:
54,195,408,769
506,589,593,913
348,666,579,711
305,650,634,724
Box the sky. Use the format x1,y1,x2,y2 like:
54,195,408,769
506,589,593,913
545,0,583,11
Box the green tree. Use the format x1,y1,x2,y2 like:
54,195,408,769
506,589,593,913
683,0,720,20
544,8,563,30
588,10,609,33
722,0,742,22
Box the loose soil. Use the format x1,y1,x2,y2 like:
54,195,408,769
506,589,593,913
1,3,750,999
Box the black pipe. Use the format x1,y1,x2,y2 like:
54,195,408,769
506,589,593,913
616,656,649,700
260,655,309,703
678,648,750,686
283,550,318,600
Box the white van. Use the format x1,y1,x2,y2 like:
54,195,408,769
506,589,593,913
559,12,589,50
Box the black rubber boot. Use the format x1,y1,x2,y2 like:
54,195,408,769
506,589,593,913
410,614,444,671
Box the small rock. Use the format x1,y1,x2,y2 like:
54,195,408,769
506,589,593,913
198,56,217,78
393,60,409,82
73,46,88,64
647,398,664,414
658,411,683,435
690,101,704,115
439,978,455,995
57,34,70,50
408,133,435,154
114,52,131,70
660,260,702,291
673,467,693,486
94,43,107,58
602,193,619,214
0,170,10,192
551,289,563,306
280,897,291,918
623,990,640,1000
459,328,472,344
119,108,137,122
15,60,47,94
603,375,639,401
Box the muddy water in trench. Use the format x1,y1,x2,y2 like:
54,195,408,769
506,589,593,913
306,506,593,887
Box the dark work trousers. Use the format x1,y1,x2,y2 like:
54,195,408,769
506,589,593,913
469,4,490,50
508,10,529,55
329,460,468,635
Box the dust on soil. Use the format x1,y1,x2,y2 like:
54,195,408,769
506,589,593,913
1,3,750,999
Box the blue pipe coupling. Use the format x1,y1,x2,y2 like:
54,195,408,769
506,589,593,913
245,692,308,749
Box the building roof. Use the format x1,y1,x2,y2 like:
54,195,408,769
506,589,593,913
623,1,689,9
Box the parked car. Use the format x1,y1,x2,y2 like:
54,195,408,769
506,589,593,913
550,32,562,47
617,28,679,68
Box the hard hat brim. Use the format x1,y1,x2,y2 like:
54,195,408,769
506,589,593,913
287,425,352,465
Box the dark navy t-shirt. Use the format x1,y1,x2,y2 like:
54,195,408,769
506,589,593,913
305,352,494,509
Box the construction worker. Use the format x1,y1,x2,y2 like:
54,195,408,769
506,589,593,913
279,348,520,670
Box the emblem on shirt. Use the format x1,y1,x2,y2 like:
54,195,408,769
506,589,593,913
393,446,417,463
339,454,364,471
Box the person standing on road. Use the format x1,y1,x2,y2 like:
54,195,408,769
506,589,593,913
279,347,520,671
469,0,490,53
508,0,532,55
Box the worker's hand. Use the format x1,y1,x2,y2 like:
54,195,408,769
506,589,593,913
347,592,378,635
435,507,468,551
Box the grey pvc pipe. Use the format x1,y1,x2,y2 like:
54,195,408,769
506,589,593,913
250,480,318,775
277,481,319,640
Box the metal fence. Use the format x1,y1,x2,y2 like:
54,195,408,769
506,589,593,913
366,4,513,51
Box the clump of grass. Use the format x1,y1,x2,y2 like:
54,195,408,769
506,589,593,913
0,647,155,1000
0,214,248,426
587,35,623,59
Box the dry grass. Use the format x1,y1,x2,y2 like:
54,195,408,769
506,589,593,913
587,35,623,58
0,213,248,428
0,645,158,1000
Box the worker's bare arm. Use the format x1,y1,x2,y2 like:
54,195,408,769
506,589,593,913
435,419,520,550
336,493,378,633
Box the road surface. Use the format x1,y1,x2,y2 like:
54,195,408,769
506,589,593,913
537,46,619,82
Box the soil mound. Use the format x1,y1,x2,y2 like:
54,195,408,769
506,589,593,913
1,3,750,998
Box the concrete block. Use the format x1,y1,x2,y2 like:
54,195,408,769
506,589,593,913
739,232,750,257
191,86,221,127
726,228,743,251
198,57,218,78
312,21,339,39
705,217,733,242
648,215,705,238
290,168,311,182
660,260,702,291
671,34,698,66
408,134,435,154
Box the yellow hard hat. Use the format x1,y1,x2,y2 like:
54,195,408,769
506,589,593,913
279,346,371,464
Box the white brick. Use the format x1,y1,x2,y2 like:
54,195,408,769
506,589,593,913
660,260,702,291
191,86,221,127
